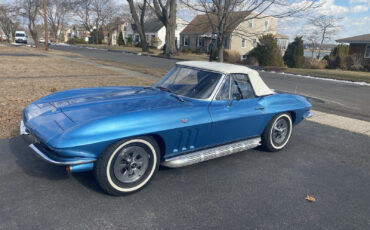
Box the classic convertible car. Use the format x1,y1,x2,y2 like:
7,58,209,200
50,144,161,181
21,61,312,195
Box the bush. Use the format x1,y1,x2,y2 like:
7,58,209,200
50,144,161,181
245,56,259,66
195,47,202,54
182,47,192,53
247,34,284,67
345,53,367,71
327,44,348,69
117,32,125,46
283,36,304,68
135,41,142,48
67,38,86,45
349,65,368,71
304,58,327,69
126,36,133,46
224,49,241,63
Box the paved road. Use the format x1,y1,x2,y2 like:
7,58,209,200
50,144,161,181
51,45,370,122
0,121,369,229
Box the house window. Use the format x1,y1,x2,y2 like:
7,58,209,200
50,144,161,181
135,35,140,42
264,20,269,31
196,36,203,47
365,44,370,58
184,36,190,46
253,38,257,48
241,38,246,48
248,19,253,28
224,37,228,48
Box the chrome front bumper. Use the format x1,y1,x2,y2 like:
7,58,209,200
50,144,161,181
29,143,96,165
20,120,29,135
303,111,314,119
20,121,96,166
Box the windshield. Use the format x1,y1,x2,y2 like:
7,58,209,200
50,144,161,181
154,66,222,99
15,33,25,37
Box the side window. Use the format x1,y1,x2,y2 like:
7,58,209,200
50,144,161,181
216,76,230,100
230,74,255,99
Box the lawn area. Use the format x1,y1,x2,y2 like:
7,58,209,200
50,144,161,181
0,45,156,138
284,68,370,83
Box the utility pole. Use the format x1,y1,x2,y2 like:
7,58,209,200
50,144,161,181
43,0,48,51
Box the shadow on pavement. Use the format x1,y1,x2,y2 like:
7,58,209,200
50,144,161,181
9,136,69,180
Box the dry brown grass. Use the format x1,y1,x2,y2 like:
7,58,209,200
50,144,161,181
0,45,156,138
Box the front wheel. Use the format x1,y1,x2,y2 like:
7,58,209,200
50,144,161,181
262,113,293,152
94,136,160,196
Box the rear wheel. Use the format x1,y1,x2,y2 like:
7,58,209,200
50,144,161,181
94,136,160,196
262,113,293,152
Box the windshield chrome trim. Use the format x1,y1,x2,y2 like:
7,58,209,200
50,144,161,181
155,65,226,102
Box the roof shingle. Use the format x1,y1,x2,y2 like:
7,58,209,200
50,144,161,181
336,34,370,43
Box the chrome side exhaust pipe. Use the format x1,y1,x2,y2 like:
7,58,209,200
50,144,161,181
67,163,94,173
162,137,261,168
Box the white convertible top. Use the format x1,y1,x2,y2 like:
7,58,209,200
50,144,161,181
177,61,274,96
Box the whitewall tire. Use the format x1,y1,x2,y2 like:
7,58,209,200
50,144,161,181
94,136,160,196
262,113,293,152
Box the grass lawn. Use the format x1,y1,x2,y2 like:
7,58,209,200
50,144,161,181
284,68,370,83
0,45,156,138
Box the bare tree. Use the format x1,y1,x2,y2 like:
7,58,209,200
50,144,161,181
91,0,116,44
182,0,318,62
151,0,177,57
75,0,94,32
0,4,20,42
310,15,342,59
46,0,74,43
18,0,42,47
303,31,319,58
127,0,149,52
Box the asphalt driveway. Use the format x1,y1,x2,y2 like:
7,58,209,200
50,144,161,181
1,121,369,229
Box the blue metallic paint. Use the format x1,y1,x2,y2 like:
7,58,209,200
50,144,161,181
23,79,311,170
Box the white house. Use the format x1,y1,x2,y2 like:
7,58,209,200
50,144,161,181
128,17,187,49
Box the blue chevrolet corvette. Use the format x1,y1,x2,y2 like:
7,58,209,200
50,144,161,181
21,61,312,195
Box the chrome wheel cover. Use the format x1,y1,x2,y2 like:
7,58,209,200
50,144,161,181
113,146,150,183
272,118,289,145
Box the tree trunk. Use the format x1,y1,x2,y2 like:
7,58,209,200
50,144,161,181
127,0,148,52
317,27,326,59
164,0,177,57
217,40,224,62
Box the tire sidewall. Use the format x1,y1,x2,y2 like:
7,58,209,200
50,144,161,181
96,136,159,195
269,113,293,150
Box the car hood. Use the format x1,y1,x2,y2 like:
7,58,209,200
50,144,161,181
49,87,182,123
23,87,184,142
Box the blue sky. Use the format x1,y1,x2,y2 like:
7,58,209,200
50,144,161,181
277,0,370,41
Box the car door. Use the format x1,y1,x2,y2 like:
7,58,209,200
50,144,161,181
209,73,267,144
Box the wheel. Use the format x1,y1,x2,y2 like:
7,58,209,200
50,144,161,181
262,113,293,152
94,136,160,196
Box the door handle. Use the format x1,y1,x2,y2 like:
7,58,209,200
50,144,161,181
255,107,264,110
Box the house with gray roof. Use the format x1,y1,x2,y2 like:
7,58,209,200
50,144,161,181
128,17,188,49
180,11,289,59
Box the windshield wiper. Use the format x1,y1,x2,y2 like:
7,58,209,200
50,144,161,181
155,86,185,102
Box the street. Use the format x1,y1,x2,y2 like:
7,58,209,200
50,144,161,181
51,45,370,122
1,121,370,229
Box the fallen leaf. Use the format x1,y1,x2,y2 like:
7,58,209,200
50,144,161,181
305,195,316,202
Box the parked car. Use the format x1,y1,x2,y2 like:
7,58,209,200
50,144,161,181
39,37,51,45
21,61,312,195
15,31,27,44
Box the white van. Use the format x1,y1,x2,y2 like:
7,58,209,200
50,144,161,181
15,31,27,44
